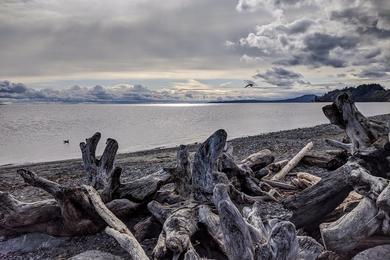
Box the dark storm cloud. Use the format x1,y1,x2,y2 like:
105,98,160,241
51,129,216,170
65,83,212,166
279,33,357,67
363,48,381,60
355,64,390,78
236,0,390,79
357,69,387,78
304,33,357,53
330,3,390,38
254,67,309,87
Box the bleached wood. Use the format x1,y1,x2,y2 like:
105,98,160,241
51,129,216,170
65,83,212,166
320,198,381,253
297,172,321,186
83,185,148,260
271,142,313,181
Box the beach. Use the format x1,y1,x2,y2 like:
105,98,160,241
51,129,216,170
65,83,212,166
1,113,389,259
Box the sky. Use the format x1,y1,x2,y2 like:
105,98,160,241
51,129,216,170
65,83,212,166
0,0,390,102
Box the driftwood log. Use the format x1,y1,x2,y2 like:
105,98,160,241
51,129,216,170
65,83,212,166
320,166,390,253
1,92,390,259
0,169,140,236
300,150,348,170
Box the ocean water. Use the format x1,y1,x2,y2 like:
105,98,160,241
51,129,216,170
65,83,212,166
0,103,389,165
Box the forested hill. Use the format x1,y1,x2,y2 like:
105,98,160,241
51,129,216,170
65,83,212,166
315,84,390,102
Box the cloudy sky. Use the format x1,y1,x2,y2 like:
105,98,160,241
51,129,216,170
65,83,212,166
1,0,389,102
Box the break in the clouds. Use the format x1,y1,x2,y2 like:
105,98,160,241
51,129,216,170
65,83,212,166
0,0,389,102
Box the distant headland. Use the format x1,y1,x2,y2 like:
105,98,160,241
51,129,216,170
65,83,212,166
213,84,390,103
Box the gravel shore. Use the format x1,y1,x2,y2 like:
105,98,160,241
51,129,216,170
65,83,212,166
1,113,389,259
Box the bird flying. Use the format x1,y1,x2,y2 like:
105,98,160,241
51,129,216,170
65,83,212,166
244,80,257,88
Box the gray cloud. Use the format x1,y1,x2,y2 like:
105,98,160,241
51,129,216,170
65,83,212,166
0,81,180,103
330,2,390,37
354,64,389,78
254,67,310,87
235,0,390,79
279,33,357,67
236,0,313,13
0,0,271,79
2,80,283,102
1,0,389,97
285,18,315,34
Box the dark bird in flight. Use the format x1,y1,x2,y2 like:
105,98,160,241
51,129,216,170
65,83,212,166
244,80,257,88
63,140,70,144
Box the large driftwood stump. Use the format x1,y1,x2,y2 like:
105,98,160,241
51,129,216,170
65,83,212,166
80,132,173,203
147,129,285,259
323,93,389,153
311,93,390,255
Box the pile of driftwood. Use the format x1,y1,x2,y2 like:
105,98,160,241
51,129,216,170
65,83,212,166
1,93,390,260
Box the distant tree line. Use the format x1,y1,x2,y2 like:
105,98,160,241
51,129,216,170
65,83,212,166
315,84,390,102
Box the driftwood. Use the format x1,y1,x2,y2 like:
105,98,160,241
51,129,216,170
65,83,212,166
213,183,326,260
301,150,348,170
147,129,281,259
323,93,389,153
292,172,321,188
319,166,390,253
80,133,172,203
2,92,390,259
283,162,355,228
310,93,390,255
84,185,148,260
271,142,313,181
0,169,140,236
256,159,288,179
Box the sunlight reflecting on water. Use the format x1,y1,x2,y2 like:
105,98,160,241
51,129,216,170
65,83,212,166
125,103,215,107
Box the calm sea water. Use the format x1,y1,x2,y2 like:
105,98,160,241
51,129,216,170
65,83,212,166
0,103,389,165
